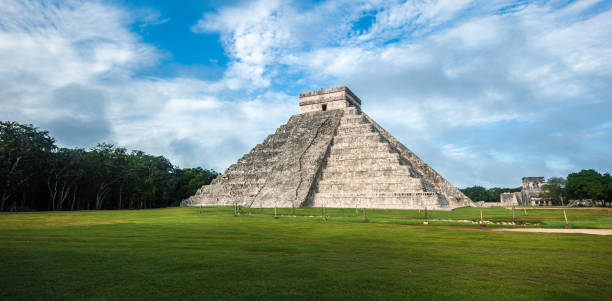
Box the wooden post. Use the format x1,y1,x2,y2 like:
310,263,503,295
322,206,327,222
423,207,428,225
363,208,368,222
563,209,570,229
512,206,515,222
274,206,278,219
480,208,484,226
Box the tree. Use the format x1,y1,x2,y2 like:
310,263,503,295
0,122,218,211
174,167,218,204
604,173,612,207
460,186,488,202
566,169,606,201
86,143,127,210
541,177,567,206
46,148,88,210
460,186,521,203
0,122,55,211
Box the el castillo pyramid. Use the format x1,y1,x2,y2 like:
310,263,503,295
182,87,473,209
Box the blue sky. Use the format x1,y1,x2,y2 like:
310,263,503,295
1,0,611,188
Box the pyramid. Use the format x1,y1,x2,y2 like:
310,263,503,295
182,87,473,209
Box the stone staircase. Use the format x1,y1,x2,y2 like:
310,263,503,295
310,107,444,209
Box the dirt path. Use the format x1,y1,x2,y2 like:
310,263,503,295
492,228,612,235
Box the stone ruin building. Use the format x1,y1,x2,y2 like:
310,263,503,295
181,87,474,210
500,177,551,206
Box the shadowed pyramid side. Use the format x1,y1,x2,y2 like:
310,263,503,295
181,110,343,207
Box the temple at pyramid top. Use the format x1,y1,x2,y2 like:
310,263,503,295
299,86,361,113
182,86,474,210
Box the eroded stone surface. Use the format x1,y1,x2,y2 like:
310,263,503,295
182,87,474,209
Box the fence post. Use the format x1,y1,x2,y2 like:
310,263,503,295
322,206,327,222
480,208,484,226
274,206,278,219
563,209,570,229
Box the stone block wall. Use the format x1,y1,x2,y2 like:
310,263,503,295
299,86,361,113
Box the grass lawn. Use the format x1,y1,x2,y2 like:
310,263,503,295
0,207,611,300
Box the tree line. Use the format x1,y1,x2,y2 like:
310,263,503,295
1,121,218,211
461,170,612,206
459,186,521,203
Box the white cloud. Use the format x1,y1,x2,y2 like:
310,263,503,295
2,0,611,187
0,0,297,172
194,0,612,186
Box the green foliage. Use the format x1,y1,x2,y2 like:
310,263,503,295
460,186,520,202
461,185,487,202
0,121,55,210
173,167,218,205
566,169,612,203
541,177,567,205
0,121,218,211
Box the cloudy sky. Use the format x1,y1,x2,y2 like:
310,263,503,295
1,0,611,188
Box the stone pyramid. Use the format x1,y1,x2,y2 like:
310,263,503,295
182,87,473,209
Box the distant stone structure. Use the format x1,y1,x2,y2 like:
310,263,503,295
499,192,520,206
499,177,551,206
182,87,473,209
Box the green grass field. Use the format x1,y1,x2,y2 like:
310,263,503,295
1,207,611,300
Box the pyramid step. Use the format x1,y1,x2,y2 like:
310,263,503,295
319,170,413,180
339,116,367,126
226,168,273,176
323,157,401,168
320,166,412,176
311,193,440,208
329,144,392,155
337,122,373,130
330,141,392,150
314,191,437,198
237,155,279,164
316,183,426,193
336,125,376,135
317,176,421,185
326,152,399,161
309,198,442,209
